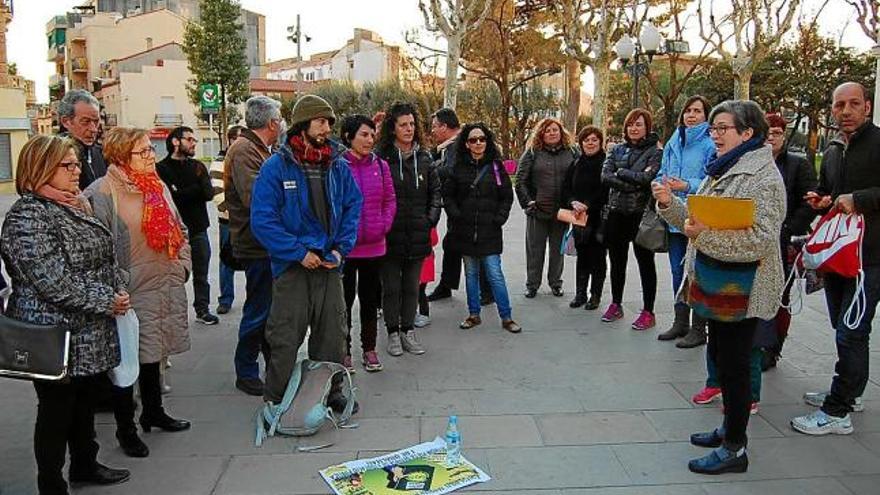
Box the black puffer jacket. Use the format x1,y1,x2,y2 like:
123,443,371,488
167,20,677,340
562,151,607,237
379,145,442,259
775,150,817,244
601,133,662,215
443,156,514,257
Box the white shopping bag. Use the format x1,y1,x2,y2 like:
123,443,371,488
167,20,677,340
109,309,139,387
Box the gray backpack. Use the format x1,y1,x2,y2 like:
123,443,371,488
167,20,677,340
255,359,357,450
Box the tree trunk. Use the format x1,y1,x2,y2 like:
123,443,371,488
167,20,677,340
499,88,512,158
444,33,462,110
662,98,677,142
564,59,581,132
733,69,752,100
591,63,611,135
807,116,820,167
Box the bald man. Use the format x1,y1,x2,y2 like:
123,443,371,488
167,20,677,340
792,82,880,436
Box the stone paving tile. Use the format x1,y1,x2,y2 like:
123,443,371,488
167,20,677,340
699,477,854,494
572,382,692,412
213,452,353,495
303,417,420,454
536,412,663,445
643,408,783,442
836,473,880,494
563,486,707,495
83,456,228,495
853,431,880,457
420,415,544,448
474,445,632,490
356,388,476,418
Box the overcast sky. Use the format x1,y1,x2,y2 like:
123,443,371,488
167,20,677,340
7,0,876,104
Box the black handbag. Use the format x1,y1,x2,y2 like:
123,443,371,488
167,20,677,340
635,203,668,253
0,314,70,381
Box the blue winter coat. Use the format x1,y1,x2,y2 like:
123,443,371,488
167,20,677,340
657,122,715,232
250,141,363,278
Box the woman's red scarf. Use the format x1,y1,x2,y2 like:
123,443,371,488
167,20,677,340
127,169,186,259
289,134,332,167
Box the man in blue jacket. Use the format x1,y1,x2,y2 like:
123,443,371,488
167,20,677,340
250,95,363,405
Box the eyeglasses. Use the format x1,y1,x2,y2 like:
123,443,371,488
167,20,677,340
57,161,81,172
708,124,735,136
466,136,487,144
768,130,785,137
130,145,157,160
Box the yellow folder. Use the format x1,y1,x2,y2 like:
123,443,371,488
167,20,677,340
688,195,755,229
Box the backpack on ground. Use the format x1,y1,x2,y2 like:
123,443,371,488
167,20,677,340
255,359,357,451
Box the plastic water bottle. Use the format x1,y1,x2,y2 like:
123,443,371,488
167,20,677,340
444,415,461,467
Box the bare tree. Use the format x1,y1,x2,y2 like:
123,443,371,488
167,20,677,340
419,0,493,109
845,0,879,124
698,0,801,99
547,0,629,133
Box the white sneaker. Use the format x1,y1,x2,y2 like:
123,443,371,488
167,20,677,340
803,391,864,412
414,314,431,328
401,330,426,355
790,410,853,436
387,332,404,357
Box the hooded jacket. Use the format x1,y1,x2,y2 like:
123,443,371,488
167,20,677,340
658,123,715,233
378,145,442,259
443,156,514,257
602,132,663,215
250,141,363,278
345,151,397,259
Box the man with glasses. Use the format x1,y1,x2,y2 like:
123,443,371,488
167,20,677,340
157,126,218,325
58,89,106,190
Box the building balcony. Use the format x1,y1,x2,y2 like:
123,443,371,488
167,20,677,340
71,58,88,73
47,45,65,63
154,113,184,127
48,73,66,89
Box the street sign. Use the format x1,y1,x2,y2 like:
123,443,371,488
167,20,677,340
199,84,220,114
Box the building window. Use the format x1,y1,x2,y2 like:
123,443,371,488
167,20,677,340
0,134,12,181
201,137,220,158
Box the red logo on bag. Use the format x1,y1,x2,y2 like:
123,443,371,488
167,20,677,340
801,208,864,278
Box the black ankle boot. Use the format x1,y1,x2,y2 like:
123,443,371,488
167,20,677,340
116,428,149,457
569,292,587,308
584,294,601,310
139,411,191,432
138,362,191,433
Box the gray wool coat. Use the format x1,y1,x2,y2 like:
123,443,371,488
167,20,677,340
658,145,786,321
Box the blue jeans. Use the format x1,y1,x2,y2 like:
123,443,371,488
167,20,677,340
234,258,273,380
463,254,512,321
217,222,235,307
667,232,688,299
822,265,880,416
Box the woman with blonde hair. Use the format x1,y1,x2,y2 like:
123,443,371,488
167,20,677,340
85,127,192,459
2,135,131,493
514,117,579,298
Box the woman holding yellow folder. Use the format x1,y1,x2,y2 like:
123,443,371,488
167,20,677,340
652,100,785,476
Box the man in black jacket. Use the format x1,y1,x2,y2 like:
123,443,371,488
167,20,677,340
792,82,880,436
157,126,218,325
58,89,107,190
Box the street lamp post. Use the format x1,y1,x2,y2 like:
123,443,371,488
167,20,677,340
872,35,879,126
614,23,662,109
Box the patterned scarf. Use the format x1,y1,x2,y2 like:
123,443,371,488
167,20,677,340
127,169,186,259
289,134,332,168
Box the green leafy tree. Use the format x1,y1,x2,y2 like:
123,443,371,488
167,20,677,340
182,0,249,147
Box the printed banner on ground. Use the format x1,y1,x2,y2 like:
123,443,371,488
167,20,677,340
319,437,490,495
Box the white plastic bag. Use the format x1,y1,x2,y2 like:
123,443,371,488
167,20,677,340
109,309,139,387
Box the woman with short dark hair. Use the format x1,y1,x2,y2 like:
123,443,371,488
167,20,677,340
562,126,608,310
601,108,663,331
340,114,396,372
2,135,131,493
654,99,785,475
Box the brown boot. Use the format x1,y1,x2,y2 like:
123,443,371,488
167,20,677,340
658,304,690,341
677,315,707,348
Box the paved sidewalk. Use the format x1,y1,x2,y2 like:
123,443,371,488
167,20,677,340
0,196,878,495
